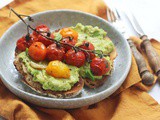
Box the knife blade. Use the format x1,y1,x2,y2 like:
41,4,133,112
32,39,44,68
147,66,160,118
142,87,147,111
124,11,144,36
125,10,160,82
112,8,154,85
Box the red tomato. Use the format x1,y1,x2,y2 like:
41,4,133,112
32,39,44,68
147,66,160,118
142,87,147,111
16,35,37,51
60,37,77,51
79,41,96,60
37,33,54,46
28,42,47,61
16,37,28,51
46,43,65,61
90,57,110,76
60,28,78,40
33,24,50,36
64,49,86,67
60,28,78,51
30,34,38,43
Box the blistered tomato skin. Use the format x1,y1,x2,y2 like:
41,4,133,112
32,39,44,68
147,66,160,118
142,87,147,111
32,24,54,46
65,49,86,67
46,60,70,78
79,41,96,60
28,42,47,61
33,24,50,36
30,34,39,43
37,34,54,46
16,37,28,51
61,37,77,51
16,35,37,51
46,43,65,61
90,57,110,76
60,28,78,51
60,28,78,40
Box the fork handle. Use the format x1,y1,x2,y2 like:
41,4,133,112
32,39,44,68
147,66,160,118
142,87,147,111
141,35,160,79
128,39,154,85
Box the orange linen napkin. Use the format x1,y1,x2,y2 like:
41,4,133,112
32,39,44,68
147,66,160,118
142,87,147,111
0,0,160,120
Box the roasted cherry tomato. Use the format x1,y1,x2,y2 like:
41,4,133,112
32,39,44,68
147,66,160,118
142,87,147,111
60,28,78,51
30,34,38,43
32,24,54,46
90,57,110,76
60,37,77,51
16,37,28,51
60,28,78,40
33,24,50,36
79,41,96,60
46,43,65,61
28,42,47,61
46,60,70,78
16,35,37,51
64,49,86,67
37,33,54,46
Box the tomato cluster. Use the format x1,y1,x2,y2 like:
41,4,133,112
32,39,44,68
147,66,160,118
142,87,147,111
16,34,37,51
60,28,78,51
79,41,96,60
16,25,110,76
16,25,53,51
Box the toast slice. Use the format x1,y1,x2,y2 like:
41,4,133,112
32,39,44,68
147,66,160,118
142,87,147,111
14,36,116,96
14,49,84,98
83,37,117,88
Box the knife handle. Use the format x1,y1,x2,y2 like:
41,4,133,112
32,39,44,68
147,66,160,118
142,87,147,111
141,35,160,81
128,39,154,85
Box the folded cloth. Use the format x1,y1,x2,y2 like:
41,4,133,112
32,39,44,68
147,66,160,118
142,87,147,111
0,0,160,120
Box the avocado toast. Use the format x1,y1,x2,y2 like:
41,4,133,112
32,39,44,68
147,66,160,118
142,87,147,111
14,23,117,98
14,49,84,98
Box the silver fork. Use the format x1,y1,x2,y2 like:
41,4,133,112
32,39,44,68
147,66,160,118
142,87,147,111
108,8,160,82
106,8,127,39
106,7,154,85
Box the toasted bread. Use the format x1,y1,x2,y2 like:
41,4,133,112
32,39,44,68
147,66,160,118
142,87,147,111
83,37,117,88
14,36,116,96
14,49,84,98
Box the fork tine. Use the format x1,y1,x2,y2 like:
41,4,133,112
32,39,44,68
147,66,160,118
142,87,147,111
111,10,116,21
106,8,112,22
109,9,115,22
115,8,121,19
111,10,116,22
112,8,121,20
107,7,117,22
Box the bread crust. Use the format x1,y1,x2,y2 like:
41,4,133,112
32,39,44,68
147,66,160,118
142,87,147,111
83,76,108,88
14,49,84,98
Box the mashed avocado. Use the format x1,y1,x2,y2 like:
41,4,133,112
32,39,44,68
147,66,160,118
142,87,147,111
72,23,114,80
18,23,115,91
79,56,112,81
72,23,114,54
18,52,79,91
